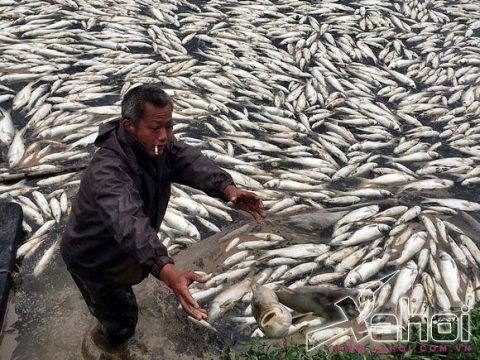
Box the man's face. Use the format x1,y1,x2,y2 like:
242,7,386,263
125,102,173,157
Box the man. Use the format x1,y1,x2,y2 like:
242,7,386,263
61,84,265,346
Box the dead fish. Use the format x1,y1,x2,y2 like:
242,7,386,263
208,275,252,323
282,210,347,232
275,285,364,320
251,281,292,339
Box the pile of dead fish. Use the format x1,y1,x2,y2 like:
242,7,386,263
1,0,480,345
190,205,480,345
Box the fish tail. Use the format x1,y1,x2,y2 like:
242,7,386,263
249,279,258,292
19,125,28,136
354,176,372,186
383,156,395,164
245,272,255,283
471,266,480,280
256,251,270,260
275,284,295,294
383,245,392,256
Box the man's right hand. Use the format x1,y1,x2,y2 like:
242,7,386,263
159,263,208,320
223,185,266,223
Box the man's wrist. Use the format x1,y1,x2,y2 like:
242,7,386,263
223,184,237,201
159,263,177,287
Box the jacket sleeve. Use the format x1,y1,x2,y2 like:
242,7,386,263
168,136,235,200
90,156,174,279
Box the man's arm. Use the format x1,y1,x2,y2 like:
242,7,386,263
168,137,235,200
168,138,266,222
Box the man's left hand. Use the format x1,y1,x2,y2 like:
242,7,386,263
223,185,266,223
159,264,208,320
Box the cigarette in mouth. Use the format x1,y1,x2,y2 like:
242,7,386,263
155,145,159,155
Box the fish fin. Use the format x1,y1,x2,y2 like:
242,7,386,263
25,106,37,117
187,316,218,333
291,312,316,325
329,240,343,246
256,251,270,260
275,285,297,295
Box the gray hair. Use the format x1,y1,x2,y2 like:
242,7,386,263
121,84,173,125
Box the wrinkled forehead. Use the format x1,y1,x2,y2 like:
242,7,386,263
139,102,173,123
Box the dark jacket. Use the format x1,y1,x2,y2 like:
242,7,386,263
61,118,234,287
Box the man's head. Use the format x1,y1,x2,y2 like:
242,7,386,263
121,84,173,156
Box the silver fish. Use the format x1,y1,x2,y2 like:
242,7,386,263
251,281,292,339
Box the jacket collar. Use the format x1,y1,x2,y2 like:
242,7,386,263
94,118,143,175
